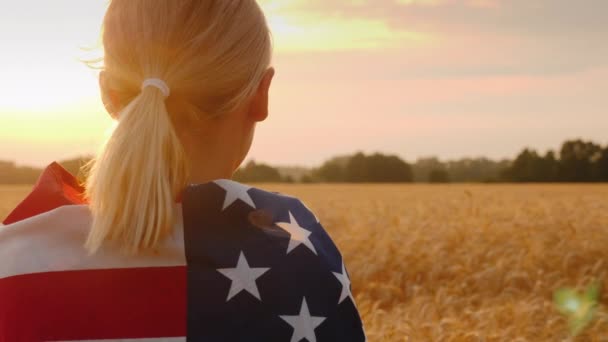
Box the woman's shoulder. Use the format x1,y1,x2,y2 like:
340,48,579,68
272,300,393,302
0,204,185,280
182,180,365,341
0,205,91,279
182,178,341,270
0,205,91,244
183,179,319,228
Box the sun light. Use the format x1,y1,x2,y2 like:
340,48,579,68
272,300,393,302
0,1,106,113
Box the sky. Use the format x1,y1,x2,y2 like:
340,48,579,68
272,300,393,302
0,0,607,167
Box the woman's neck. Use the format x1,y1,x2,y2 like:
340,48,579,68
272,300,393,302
187,156,235,185
184,140,239,185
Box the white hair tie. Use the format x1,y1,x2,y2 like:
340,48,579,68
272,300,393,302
141,78,171,98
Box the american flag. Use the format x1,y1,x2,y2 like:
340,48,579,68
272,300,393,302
0,163,366,341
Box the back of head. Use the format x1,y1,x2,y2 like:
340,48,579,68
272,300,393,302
86,0,272,254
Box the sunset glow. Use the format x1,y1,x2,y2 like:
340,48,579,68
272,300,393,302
1,0,607,167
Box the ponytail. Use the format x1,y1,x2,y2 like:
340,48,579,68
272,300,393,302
85,86,187,254
89,0,272,253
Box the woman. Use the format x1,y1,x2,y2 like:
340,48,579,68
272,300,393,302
0,0,365,341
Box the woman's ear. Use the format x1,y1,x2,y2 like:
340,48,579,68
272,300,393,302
249,67,275,122
99,71,119,119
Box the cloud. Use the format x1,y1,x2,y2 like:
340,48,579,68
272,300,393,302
265,13,428,52
260,0,608,77
260,0,432,52
270,0,608,37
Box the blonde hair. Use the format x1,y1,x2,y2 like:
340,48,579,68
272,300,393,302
85,0,272,254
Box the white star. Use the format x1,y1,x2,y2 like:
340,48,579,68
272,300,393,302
214,179,256,210
332,262,353,304
276,212,317,255
217,251,270,301
280,298,326,342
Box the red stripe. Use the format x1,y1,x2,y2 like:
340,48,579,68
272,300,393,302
0,266,186,342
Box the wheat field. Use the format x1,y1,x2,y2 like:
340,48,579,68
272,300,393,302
2,184,608,341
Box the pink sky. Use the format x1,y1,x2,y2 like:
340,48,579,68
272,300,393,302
0,0,607,167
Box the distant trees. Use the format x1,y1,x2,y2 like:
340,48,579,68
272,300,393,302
502,149,557,182
185,142,608,183
596,147,608,182
233,160,284,183
0,158,91,185
502,140,608,182
0,161,40,184
444,158,511,183
412,157,509,183
313,156,349,182
558,140,604,182
1,139,607,184
429,169,450,183
313,152,413,183
411,157,444,182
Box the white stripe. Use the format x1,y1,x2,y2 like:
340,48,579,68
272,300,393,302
53,338,186,342
0,205,186,279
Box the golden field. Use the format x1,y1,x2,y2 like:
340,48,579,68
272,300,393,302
2,184,608,341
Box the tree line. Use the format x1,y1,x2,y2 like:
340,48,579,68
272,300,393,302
241,139,608,183
0,139,606,184
502,140,608,182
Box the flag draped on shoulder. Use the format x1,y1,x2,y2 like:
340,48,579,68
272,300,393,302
0,163,366,342
3,162,86,225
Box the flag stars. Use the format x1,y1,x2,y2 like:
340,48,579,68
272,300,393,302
214,179,256,211
276,211,317,255
217,251,270,301
332,262,354,304
280,297,326,342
